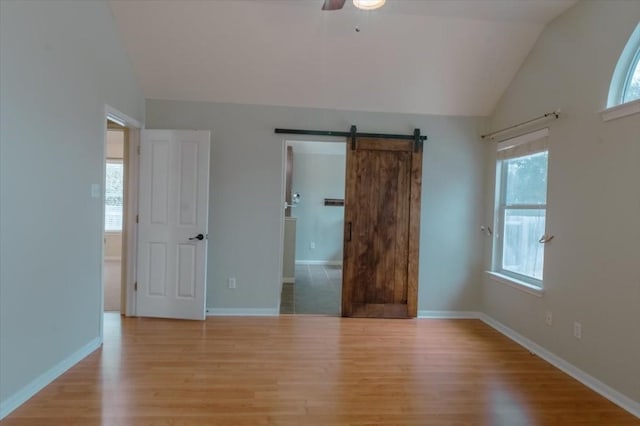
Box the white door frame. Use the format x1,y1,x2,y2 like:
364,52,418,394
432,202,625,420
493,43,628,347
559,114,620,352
100,105,142,341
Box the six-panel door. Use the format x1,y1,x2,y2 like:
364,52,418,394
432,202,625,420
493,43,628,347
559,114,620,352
136,130,210,320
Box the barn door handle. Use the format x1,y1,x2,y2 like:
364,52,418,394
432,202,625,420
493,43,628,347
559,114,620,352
346,222,352,242
189,233,204,241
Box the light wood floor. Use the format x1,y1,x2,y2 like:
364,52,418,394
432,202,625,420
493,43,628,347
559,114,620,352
103,259,121,311
3,314,637,425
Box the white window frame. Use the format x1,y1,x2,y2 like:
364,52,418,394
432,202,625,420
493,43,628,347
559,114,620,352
602,23,640,121
621,47,640,104
105,159,124,233
491,128,549,290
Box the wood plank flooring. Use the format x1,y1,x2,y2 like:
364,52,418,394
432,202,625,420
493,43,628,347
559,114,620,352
3,314,637,425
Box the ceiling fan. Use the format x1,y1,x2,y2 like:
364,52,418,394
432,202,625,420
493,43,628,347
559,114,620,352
322,0,386,11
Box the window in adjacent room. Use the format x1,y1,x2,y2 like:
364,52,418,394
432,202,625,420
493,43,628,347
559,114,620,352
493,128,549,287
105,160,124,232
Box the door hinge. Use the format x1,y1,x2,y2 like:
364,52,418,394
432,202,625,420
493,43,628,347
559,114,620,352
134,282,138,291
136,214,139,224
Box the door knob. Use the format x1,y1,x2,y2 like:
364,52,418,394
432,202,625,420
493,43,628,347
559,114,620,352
189,233,204,241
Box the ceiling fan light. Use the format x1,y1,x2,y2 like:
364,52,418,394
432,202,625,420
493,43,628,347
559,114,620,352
353,0,386,11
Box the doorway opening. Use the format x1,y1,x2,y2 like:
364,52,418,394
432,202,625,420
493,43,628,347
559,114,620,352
100,105,141,340
280,140,347,315
103,121,126,312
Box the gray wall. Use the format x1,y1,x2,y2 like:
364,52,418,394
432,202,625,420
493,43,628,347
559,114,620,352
483,1,640,403
292,152,346,263
146,100,487,312
0,0,144,406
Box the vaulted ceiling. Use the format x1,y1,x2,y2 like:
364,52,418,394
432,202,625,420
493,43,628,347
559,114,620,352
109,0,576,117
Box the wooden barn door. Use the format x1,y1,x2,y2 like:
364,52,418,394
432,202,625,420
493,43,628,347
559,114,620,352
342,137,422,318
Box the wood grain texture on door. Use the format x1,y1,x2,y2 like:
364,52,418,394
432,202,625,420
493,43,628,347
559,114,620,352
342,138,422,318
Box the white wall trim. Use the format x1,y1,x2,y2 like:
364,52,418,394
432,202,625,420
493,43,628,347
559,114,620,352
0,337,101,420
600,99,640,122
295,260,343,266
206,308,279,316
283,277,295,284
485,271,544,297
417,311,482,319
103,256,121,262
123,127,140,317
105,105,142,129
478,313,640,419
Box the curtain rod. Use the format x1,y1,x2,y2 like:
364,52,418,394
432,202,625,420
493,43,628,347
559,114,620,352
481,110,560,140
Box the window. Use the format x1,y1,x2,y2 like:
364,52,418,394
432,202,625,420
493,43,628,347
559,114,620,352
105,160,124,232
493,129,549,287
607,23,640,108
621,48,640,103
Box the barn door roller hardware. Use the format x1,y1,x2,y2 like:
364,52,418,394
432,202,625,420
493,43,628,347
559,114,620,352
274,126,427,152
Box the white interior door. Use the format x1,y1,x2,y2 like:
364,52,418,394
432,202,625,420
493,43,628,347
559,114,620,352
136,130,210,320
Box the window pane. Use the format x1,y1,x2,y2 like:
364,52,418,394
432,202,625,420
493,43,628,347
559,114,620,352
505,151,548,205
622,52,640,103
502,209,545,280
105,162,124,231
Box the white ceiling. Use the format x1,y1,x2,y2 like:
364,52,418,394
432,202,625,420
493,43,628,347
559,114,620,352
109,0,576,117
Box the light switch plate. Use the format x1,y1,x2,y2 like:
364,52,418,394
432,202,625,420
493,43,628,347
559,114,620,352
91,184,101,198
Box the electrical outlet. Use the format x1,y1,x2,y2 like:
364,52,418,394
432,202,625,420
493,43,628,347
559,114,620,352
545,311,553,326
310,241,316,249
228,277,236,289
573,321,582,339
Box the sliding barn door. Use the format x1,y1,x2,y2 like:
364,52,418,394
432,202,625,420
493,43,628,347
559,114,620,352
342,138,422,318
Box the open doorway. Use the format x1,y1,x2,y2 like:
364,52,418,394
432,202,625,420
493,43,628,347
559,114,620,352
100,106,141,330
280,140,346,315
103,120,127,312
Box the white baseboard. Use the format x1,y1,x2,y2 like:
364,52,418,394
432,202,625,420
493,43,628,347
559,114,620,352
0,336,101,420
206,308,279,316
417,310,481,319
295,260,343,266
283,277,295,284
478,313,640,418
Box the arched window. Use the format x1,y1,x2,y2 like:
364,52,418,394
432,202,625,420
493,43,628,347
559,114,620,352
608,23,640,107
621,49,640,103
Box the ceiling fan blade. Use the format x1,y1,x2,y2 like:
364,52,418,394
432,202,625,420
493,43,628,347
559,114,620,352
321,0,346,11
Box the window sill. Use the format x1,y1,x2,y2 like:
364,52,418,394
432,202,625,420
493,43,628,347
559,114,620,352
600,98,640,122
485,271,544,297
